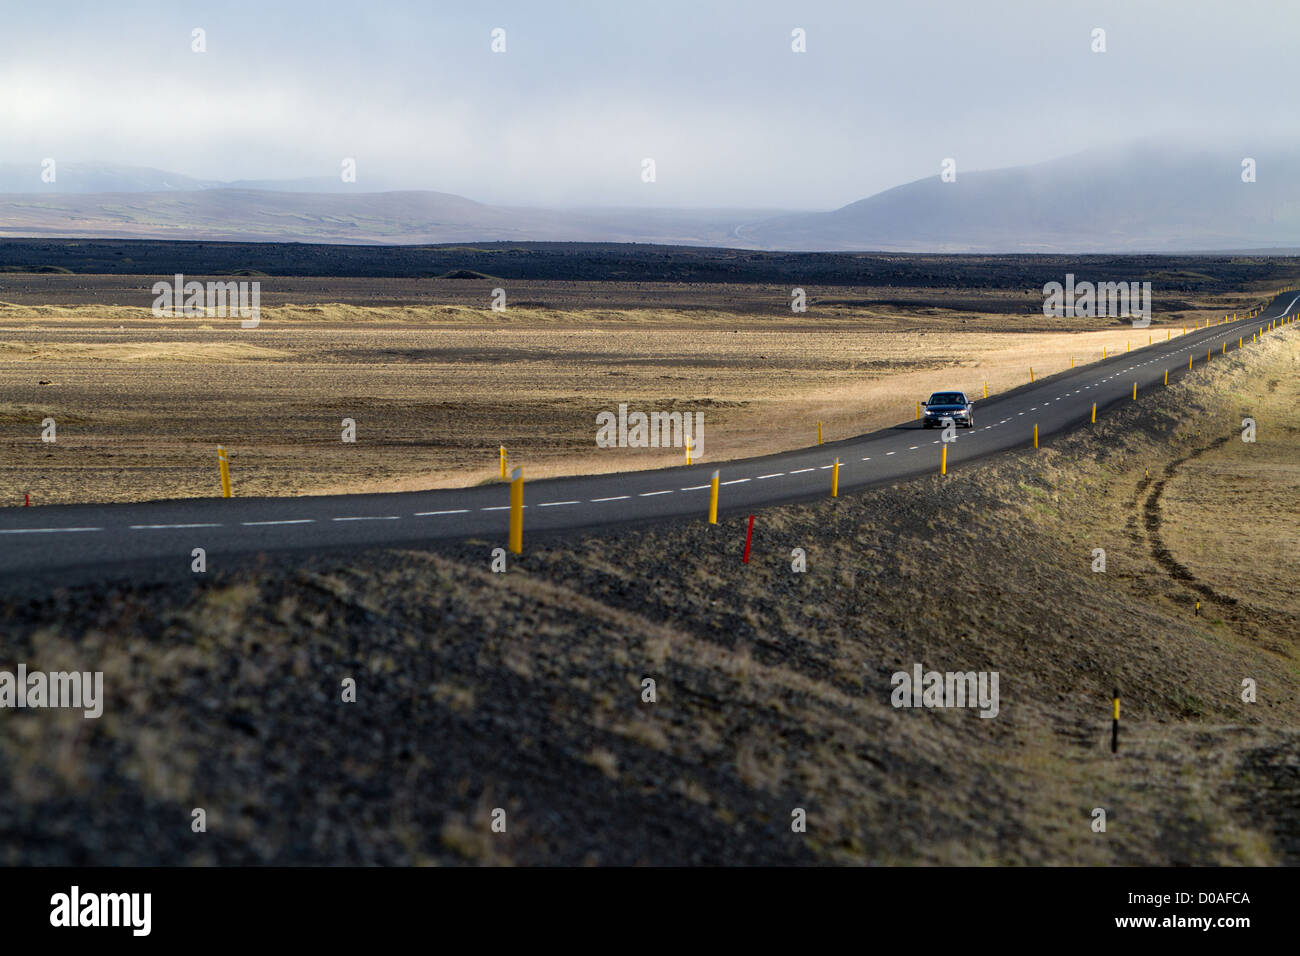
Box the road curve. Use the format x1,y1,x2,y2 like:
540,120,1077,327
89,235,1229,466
2,292,1296,585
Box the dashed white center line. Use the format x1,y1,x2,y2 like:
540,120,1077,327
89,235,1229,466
415,509,469,516
243,519,316,526
680,484,711,491
0,527,102,535
790,468,815,474
721,478,751,484
638,490,673,496
131,523,222,529
756,473,785,479
333,515,401,521
537,501,579,507
591,495,630,502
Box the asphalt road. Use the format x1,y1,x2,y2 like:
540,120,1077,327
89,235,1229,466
2,292,1295,585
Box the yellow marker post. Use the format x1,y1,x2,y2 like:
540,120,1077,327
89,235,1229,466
1206,348,1211,362
217,445,231,498
1033,424,1039,449
499,445,507,480
708,470,719,525
983,381,987,399
831,458,840,497
915,402,921,421
1164,369,1168,386
1103,346,1107,358
1132,382,1137,400
1030,367,1035,382
1111,690,1120,753
1189,354,1193,370
1091,402,1096,423
940,445,947,475
508,466,523,554
685,436,693,465
1126,341,1130,352
1070,357,1074,369
1221,342,1225,355
1148,334,1151,345
1239,337,1243,349
818,421,823,444
1166,329,1170,341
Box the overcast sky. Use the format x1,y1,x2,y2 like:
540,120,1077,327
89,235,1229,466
1,0,1296,208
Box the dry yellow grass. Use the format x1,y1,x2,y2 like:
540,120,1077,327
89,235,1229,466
0,296,1259,504
0,341,288,362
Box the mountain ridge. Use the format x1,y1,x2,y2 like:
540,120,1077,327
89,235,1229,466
3,145,1300,251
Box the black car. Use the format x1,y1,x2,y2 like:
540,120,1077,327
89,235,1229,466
922,390,974,428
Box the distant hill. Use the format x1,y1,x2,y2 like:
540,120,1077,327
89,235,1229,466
0,162,223,193
744,143,1300,252
0,163,382,194
0,186,782,246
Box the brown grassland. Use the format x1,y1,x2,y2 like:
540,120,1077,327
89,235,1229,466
0,287,1269,505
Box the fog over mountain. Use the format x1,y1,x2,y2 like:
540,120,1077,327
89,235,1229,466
0,163,397,195
1,144,1298,252
0,162,221,194
744,143,1300,252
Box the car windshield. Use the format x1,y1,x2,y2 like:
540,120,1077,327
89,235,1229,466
929,393,965,405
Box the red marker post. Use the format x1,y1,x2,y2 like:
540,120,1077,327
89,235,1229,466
743,514,754,563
